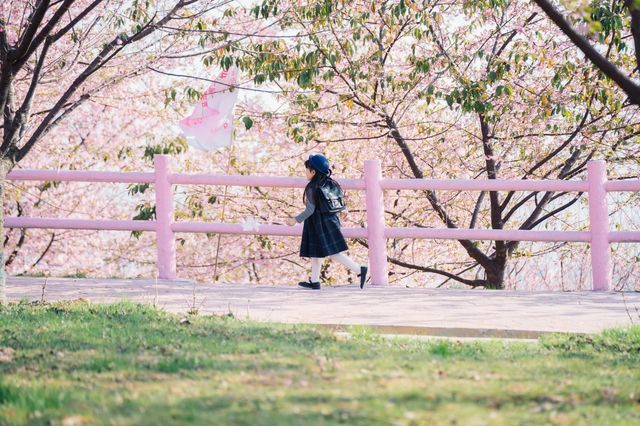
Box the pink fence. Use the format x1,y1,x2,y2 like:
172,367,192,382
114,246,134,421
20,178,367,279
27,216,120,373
5,155,640,290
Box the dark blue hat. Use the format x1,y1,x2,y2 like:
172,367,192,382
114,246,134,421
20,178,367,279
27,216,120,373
308,154,331,175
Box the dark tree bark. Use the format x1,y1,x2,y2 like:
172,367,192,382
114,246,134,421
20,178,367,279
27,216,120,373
0,159,11,303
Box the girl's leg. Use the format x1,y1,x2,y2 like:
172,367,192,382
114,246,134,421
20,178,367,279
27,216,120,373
328,252,362,274
311,257,322,282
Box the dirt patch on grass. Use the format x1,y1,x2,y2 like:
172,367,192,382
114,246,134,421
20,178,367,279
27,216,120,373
0,346,15,363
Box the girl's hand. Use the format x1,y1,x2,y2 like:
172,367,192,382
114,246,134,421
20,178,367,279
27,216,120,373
286,217,298,226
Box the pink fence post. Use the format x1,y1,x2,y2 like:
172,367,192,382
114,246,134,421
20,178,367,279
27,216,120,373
364,160,389,286
587,160,611,291
154,154,177,279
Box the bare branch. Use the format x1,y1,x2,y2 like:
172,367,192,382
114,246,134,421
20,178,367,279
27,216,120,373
30,232,56,268
14,0,191,162
493,13,538,60
528,192,584,230
387,256,487,287
385,115,494,270
469,191,486,229
147,66,298,94
1,36,52,154
9,0,53,63
4,201,26,267
50,0,105,42
500,99,592,212
355,239,487,287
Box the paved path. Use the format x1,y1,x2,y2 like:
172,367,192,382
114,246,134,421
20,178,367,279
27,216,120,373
6,276,640,338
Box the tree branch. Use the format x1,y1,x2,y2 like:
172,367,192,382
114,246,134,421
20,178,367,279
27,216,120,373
387,255,487,287
532,0,640,105
1,37,52,154
624,0,640,72
436,262,480,288
505,147,585,254
500,98,592,213
469,191,486,229
29,232,55,269
355,239,487,287
384,115,494,270
493,13,538,60
528,192,584,230
9,0,53,63
4,201,26,267
0,17,8,66
50,0,106,42
14,0,187,162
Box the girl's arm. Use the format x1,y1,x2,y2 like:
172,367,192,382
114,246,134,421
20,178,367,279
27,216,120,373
293,187,316,223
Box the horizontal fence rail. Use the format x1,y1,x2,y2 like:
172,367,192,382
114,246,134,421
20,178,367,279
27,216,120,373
379,178,590,192
6,169,156,184
169,173,367,190
3,218,157,231
384,228,592,242
5,155,640,290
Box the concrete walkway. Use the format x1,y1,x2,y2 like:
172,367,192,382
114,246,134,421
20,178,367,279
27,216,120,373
6,276,640,339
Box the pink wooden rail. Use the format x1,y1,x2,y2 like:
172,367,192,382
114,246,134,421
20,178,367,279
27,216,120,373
5,155,640,290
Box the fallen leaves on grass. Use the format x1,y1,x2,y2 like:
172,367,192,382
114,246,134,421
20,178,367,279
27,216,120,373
62,415,89,426
0,346,15,362
601,386,618,402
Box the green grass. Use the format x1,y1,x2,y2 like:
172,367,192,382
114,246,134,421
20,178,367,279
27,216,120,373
0,301,639,426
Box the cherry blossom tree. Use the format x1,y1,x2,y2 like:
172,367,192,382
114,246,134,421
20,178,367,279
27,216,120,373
214,0,639,289
0,0,237,303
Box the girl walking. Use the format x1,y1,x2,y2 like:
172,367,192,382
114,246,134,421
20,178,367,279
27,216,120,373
287,154,368,290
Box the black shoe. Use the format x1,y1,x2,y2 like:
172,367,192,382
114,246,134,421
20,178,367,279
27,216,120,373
357,266,368,289
298,279,320,290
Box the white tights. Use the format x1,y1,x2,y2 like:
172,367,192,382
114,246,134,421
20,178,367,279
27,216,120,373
310,253,362,282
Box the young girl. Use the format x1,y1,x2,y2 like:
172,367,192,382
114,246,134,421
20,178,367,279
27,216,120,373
287,154,368,290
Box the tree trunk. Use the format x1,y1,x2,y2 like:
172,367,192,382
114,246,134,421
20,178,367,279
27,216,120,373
0,160,10,304
485,263,506,289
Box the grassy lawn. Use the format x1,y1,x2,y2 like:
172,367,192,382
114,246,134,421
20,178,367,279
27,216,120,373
0,301,639,426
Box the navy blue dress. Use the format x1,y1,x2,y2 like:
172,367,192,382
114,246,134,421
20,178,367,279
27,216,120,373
299,185,348,258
